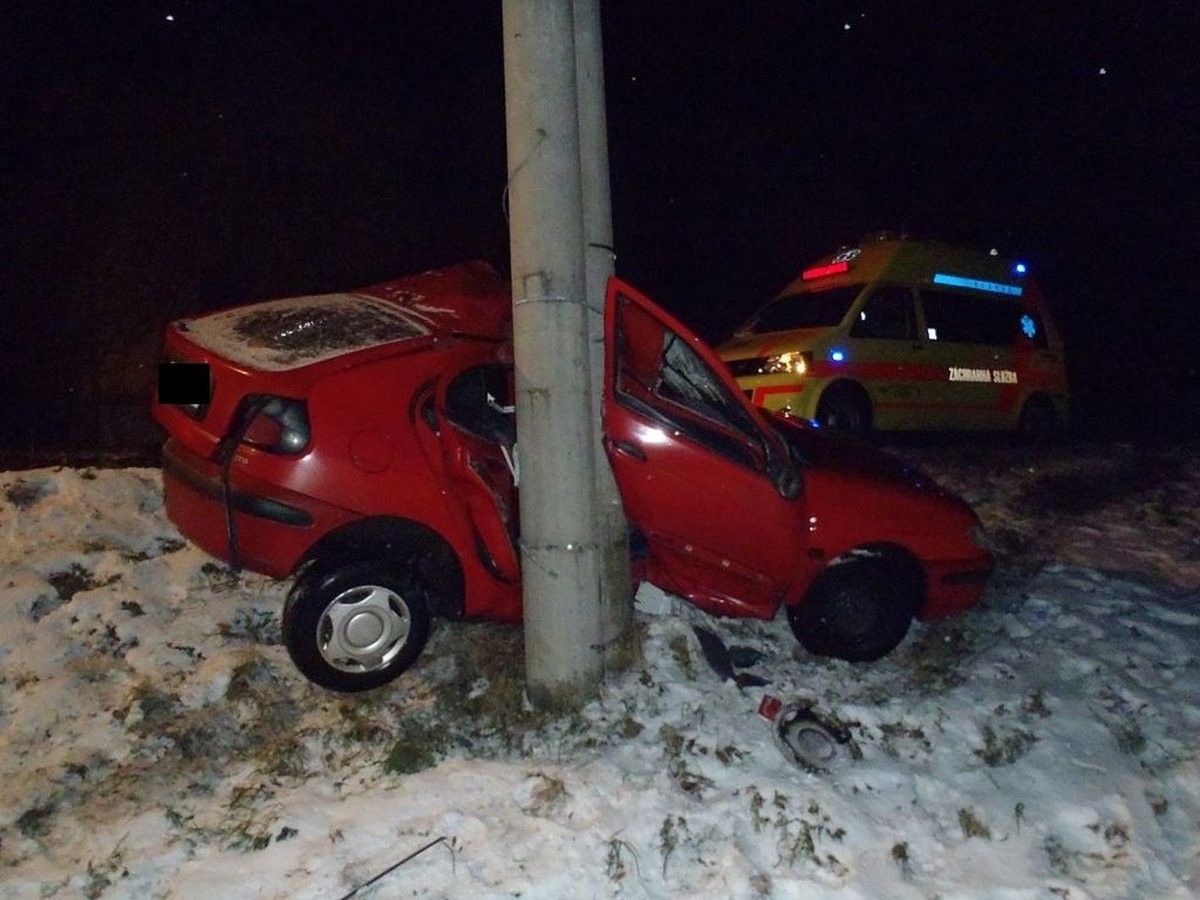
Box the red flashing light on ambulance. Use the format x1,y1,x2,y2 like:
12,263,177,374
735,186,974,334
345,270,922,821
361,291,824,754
801,261,851,281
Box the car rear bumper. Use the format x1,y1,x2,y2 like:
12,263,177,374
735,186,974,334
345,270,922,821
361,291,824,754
161,439,350,578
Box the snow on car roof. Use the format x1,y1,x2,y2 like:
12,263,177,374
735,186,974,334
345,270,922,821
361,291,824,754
178,291,430,371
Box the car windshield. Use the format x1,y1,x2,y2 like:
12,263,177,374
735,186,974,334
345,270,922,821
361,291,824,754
741,286,862,335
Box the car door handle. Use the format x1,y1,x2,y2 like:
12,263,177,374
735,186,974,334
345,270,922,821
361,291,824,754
609,438,647,461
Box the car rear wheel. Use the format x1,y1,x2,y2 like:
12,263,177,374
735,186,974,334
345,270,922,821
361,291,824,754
788,556,917,661
283,561,431,692
816,383,872,439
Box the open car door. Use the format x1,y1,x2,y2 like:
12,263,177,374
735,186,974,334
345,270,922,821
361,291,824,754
603,278,806,618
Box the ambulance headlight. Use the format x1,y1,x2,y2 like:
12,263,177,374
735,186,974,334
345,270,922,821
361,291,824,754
764,351,812,377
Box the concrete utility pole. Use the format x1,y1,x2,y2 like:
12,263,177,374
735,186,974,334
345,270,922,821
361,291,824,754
503,0,604,708
574,0,632,657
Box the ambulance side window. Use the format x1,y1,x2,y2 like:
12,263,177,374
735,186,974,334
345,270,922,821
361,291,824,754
920,290,1021,346
849,285,916,341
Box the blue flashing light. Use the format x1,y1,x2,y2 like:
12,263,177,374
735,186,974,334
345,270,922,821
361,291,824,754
1014,262,1027,275
829,349,846,363
932,272,1023,296
1021,314,1037,339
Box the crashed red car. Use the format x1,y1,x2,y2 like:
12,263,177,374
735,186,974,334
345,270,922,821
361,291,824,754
153,261,993,692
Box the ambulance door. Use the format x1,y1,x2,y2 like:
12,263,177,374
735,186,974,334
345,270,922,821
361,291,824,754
916,289,1018,429
844,285,928,430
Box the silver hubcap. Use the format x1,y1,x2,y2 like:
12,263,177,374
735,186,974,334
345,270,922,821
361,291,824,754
318,584,411,673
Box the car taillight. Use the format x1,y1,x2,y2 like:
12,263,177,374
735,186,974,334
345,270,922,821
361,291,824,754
242,396,310,454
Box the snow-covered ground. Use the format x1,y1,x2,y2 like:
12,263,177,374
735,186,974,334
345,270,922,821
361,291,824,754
1,440,1198,899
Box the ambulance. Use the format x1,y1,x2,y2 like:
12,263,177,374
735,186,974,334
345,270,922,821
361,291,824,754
718,235,1070,437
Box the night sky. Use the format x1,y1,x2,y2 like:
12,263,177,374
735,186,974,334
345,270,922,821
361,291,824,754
3,2,1198,452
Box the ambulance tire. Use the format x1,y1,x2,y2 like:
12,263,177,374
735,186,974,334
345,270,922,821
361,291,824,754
816,383,872,439
283,561,432,692
1017,394,1057,442
788,556,917,662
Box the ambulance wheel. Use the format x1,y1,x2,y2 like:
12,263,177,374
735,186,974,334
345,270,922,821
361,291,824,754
283,561,431,692
816,383,872,438
788,556,918,661
1018,394,1056,442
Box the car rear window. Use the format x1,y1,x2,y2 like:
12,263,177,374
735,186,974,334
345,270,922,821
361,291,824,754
180,293,429,371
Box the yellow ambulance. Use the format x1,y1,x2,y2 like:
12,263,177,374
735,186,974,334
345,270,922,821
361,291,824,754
718,235,1070,437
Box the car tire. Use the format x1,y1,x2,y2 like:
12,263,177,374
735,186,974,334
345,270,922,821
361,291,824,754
816,383,872,439
1017,394,1056,442
283,561,431,692
788,556,917,661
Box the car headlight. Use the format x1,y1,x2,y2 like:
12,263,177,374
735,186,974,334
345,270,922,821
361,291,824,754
763,351,812,377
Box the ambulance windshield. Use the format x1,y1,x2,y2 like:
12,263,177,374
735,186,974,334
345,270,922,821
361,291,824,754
744,286,862,335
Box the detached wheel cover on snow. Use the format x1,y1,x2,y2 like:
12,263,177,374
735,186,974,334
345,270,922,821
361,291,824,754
283,563,431,692
789,556,917,661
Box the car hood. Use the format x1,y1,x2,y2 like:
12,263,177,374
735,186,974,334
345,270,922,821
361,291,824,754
769,413,957,500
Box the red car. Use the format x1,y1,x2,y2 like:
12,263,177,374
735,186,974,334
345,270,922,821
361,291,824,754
154,262,993,692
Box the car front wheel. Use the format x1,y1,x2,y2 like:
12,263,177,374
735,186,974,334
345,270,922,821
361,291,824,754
283,562,431,692
788,556,917,661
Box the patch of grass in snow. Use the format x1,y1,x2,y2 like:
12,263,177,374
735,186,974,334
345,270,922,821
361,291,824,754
657,723,716,796
523,772,567,815
1093,685,1148,756
1022,688,1053,718
667,633,695,680
121,682,181,733
430,622,583,752
957,807,991,840
337,696,393,744
4,669,40,690
83,840,130,899
164,788,287,855
224,659,308,777
658,814,686,877
16,800,58,838
605,836,641,884
617,713,644,739
904,623,973,693
4,477,52,509
30,564,121,621
604,618,648,674
748,788,770,833
382,717,446,775
771,795,847,872
217,608,282,646
878,721,933,760
48,563,121,602
974,723,1039,766
199,560,244,592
